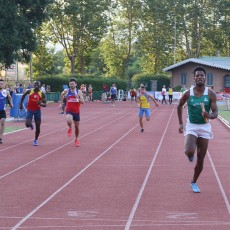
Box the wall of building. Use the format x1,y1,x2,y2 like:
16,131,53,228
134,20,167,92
171,63,230,92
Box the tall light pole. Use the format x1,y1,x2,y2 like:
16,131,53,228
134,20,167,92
172,14,177,64
29,52,33,82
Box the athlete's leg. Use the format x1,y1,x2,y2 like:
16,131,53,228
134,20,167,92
73,120,80,139
192,137,209,183
139,109,144,130
34,110,42,140
184,134,197,159
0,118,6,140
145,109,150,121
25,110,33,129
34,120,41,140
66,114,73,129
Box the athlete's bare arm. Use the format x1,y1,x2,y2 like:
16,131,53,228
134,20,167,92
177,90,189,133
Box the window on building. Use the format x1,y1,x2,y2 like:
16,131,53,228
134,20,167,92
181,73,187,86
207,73,213,86
224,75,230,87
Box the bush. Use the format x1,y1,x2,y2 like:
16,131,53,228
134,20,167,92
36,75,128,92
132,73,171,91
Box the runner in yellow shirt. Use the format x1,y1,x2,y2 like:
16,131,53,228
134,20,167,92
136,85,159,132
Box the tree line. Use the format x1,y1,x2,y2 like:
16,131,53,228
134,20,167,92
0,0,229,81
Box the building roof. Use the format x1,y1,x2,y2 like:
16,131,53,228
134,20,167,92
163,57,230,72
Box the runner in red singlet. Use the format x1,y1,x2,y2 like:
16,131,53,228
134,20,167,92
59,78,84,147
20,81,46,146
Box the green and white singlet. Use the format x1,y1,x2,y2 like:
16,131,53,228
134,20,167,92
187,87,210,124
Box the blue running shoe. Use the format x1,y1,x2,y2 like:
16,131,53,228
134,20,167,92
33,140,38,146
141,128,144,132
188,156,194,162
191,182,200,193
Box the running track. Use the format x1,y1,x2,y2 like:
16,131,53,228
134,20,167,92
0,101,229,230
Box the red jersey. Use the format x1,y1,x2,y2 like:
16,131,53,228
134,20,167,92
66,89,80,113
27,89,43,111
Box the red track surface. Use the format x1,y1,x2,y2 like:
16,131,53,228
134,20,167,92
0,101,229,230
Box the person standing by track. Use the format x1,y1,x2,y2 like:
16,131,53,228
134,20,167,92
59,78,84,147
0,79,14,144
20,81,47,146
177,66,218,193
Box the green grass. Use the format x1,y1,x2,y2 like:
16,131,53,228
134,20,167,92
4,126,23,133
218,104,230,124
218,110,230,124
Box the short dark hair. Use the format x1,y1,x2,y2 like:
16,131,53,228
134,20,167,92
140,84,145,89
193,66,206,75
34,81,40,85
69,78,77,83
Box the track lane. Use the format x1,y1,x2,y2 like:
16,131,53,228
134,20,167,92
0,102,229,230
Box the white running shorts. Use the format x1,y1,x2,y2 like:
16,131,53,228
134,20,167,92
184,121,213,139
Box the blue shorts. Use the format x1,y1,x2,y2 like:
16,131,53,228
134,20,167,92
139,108,150,118
66,111,80,121
27,109,41,122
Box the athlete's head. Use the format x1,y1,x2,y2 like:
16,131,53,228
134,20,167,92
0,79,5,89
69,78,77,89
193,66,206,87
33,81,41,90
140,84,146,93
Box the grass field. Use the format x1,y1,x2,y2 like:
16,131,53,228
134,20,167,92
218,102,230,124
4,126,23,134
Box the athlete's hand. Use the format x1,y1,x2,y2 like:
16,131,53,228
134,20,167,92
179,124,183,133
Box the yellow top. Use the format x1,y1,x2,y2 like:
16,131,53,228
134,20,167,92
168,88,173,95
139,94,150,108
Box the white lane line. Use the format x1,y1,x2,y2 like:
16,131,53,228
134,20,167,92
11,120,140,230
207,151,230,215
0,110,122,152
125,107,175,230
0,111,134,180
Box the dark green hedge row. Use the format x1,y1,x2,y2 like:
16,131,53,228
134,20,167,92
132,73,171,91
36,73,171,93
36,74,128,92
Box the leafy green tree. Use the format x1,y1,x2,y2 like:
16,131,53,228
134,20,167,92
0,0,53,67
100,0,141,78
44,0,109,74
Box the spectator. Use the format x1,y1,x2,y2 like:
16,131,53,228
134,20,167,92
88,84,93,101
41,84,46,94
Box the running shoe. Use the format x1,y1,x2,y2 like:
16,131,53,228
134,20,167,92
141,128,144,132
33,140,38,146
191,182,200,193
0,138,2,144
75,139,80,147
188,156,194,162
67,128,72,137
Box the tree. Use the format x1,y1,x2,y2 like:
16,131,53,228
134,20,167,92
44,0,109,74
100,0,141,78
0,0,53,67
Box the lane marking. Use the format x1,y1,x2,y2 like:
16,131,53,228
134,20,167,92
207,151,230,215
0,111,134,180
0,108,129,152
125,107,175,230
166,212,198,219
11,118,140,229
